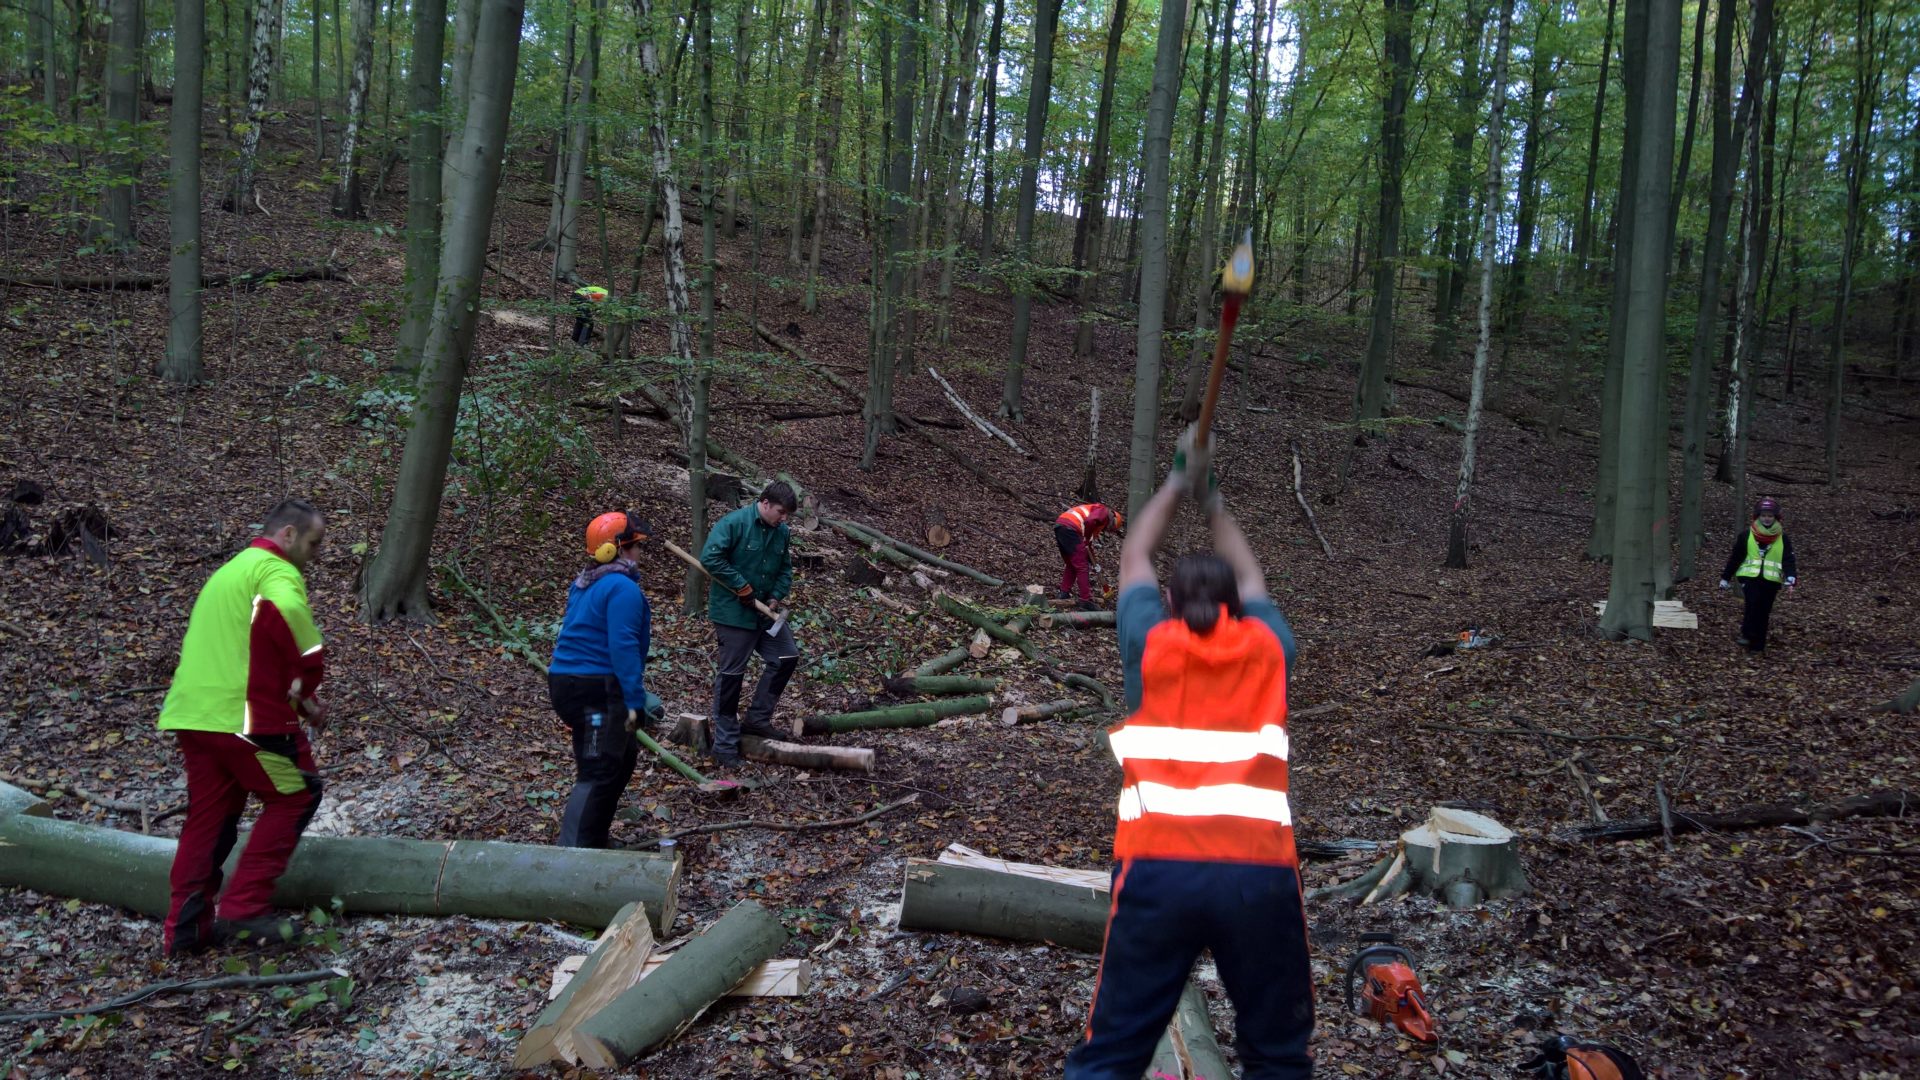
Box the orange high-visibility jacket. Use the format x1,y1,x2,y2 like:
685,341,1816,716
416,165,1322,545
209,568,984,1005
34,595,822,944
1107,609,1294,866
1057,504,1115,541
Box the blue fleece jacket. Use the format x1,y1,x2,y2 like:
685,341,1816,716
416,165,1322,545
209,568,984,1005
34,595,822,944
549,570,651,708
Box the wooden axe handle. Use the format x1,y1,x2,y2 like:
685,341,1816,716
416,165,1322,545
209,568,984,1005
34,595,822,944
662,539,780,620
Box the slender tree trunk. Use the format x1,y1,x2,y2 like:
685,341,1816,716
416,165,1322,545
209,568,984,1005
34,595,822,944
1071,0,1130,359
332,0,347,137
1666,0,1709,268
358,0,525,623
164,0,206,385
1727,6,1777,532
1823,0,1879,487
1587,0,1645,560
1499,11,1552,361
103,0,140,249
933,0,985,342
1339,0,1415,491
687,0,717,610
801,0,848,313
441,0,479,203
977,0,1004,263
1126,0,1189,518
720,0,748,240
863,0,917,468
556,0,602,281
1676,0,1740,580
998,0,1060,422
232,0,274,210
1599,0,1680,642
1573,0,1618,276
311,0,324,155
395,0,447,372
1429,0,1487,365
786,0,826,264
537,12,579,253
634,0,697,458
41,0,59,110
331,0,375,217
1176,0,1233,422
1446,0,1515,570
1169,0,1218,327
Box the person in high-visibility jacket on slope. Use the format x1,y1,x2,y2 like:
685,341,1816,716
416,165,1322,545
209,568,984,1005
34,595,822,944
1064,430,1311,1080
571,284,610,345
1719,496,1797,653
1054,502,1122,608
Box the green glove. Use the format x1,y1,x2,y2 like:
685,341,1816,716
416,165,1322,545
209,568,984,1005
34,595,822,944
1172,425,1221,509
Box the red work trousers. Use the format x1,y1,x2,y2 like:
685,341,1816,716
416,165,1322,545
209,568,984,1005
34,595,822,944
163,730,322,953
1056,524,1092,602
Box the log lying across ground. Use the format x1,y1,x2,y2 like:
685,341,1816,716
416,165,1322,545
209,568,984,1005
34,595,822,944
885,675,1002,697
571,900,789,1069
1146,980,1231,1080
1038,609,1117,630
934,594,1115,710
0,782,680,930
800,695,994,735
912,645,974,677
899,843,1113,952
665,717,875,773
516,901,657,1068
822,517,1005,587
1575,789,1916,843
1,264,345,290
1001,699,1095,726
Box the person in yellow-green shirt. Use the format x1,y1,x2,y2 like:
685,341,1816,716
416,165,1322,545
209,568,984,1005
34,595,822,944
157,499,329,956
1719,497,1798,652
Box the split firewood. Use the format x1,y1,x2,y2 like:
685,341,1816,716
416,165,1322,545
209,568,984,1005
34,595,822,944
570,901,790,1069
800,696,993,735
515,902,656,1068
550,955,812,1001
1145,980,1230,1080
1574,789,1916,843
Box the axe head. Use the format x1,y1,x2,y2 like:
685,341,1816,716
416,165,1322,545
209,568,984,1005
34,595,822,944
1221,229,1255,295
764,610,788,637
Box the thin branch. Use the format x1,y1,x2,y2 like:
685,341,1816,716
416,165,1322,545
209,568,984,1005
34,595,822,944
636,793,920,845
0,968,349,1024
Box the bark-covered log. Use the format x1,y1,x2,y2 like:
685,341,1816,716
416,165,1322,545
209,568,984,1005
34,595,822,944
885,675,1002,697
1038,610,1117,629
1146,980,1231,1080
898,853,1110,952
741,735,875,773
823,517,1003,586
801,696,993,735
1000,699,1091,725
923,505,952,548
515,900,656,1068
1575,789,1916,842
912,645,973,677
571,900,789,1068
0,784,680,930
0,264,344,290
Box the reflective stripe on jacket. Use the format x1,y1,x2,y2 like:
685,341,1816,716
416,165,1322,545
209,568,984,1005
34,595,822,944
1056,504,1111,541
1736,532,1785,582
1107,611,1295,866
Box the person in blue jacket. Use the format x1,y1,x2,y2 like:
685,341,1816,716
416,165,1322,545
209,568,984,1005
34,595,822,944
548,511,658,848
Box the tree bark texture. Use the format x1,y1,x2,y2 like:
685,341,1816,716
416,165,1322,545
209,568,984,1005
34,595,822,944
1345,0,1415,473
1126,0,1189,519
998,0,1060,422
103,0,139,249
899,857,1109,952
163,0,206,385
233,0,277,210
395,0,447,372
331,0,376,218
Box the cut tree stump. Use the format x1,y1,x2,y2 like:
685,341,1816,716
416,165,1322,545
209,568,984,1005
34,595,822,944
1146,980,1231,1080
884,675,1002,697
898,843,1112,952
1590,599,1698,629
514,901,656,1068
570,900,789,1069
800,696,993,735
1395,807,1529,907
0,783,680,930
1574,789,1916,843
923,506,952,549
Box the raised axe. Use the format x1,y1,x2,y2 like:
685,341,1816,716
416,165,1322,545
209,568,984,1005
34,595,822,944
1193,230,1256,453
662,539,789,636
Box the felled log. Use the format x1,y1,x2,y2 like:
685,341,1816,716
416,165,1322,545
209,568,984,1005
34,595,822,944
0,264,343,290
913,645,973,677
1575,789,1916,843
742,735,875,773
800,696,993,735
923,506,952,549
0,783,679,930
898,843,1111,952
551,955,812,1000
1395,807,1528,907
1875,677,1920,715
1038,609,1117,630
822,519,919,570
1000,699,1091,726
967,628,994,659
822,517,1004,587
515,901,656,1068
1146,980,1231,1080
932,595,1114,707
571,900,790,1069
884,675,1002,697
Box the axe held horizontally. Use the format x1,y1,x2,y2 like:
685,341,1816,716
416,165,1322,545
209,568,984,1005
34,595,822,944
662,539,789,636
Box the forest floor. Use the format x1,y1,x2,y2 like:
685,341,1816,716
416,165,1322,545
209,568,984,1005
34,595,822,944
2,116,1918,1080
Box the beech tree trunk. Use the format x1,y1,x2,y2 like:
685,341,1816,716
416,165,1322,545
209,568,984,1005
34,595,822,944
358,0,524,622
998,0,1060,422
786,0,827,265
686,0,718,612
899,854,1110,951
1598,0,1680,643
1823,0,1882,487
863,0,917,468
1444,0,1515,571
977,0,1005,263
394,0,446,373
555,0,602,281
1071,0,1131,359
1429,0,1488,365
102,0,139,249
1725,0,1776,536
800,0,848,314
1573,0,1618,276
1126,0,1188,519
330,0,376,218
163,0,205,385
232,0,276,210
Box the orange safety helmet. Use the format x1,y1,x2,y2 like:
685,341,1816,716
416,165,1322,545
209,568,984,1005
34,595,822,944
585,511,651,564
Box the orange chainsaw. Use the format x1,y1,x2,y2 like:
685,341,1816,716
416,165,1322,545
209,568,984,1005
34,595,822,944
1344,932,1436,1043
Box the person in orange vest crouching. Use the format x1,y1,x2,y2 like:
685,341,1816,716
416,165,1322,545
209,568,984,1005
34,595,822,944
1718,496,1797,652
1064,431,1310,1080
1055,502,1122,610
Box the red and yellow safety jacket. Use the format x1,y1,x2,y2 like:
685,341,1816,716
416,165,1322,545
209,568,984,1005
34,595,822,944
1106,608,1294,866
1057,503,1116,542
158,539,325,738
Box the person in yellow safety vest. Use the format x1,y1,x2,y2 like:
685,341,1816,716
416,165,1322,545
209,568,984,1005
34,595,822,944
1719,497,1797,652
572,284,610,345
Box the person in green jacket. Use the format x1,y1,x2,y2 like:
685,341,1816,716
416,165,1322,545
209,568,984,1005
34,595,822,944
158,499,329,956
700,482,801,767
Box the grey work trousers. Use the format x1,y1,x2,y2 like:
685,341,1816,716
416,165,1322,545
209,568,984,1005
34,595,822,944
710,619,800,758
